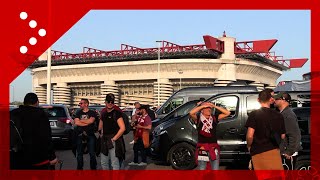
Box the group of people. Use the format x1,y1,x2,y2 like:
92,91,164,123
73,94,155,170
189,89,302,172
10,92,154,170
10,89,302,172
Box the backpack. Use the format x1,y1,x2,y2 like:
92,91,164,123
113,110,131,135
10,115,24,153
146,108,156,121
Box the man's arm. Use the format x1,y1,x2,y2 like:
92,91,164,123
79,117,95,125
74,118,88,126
214,105,231,120
246,127,255,151
189,104,209,123
136,124,152,130
112,117,125,141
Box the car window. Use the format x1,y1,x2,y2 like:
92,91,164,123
42,107,67,117
175,101,198,117
246,95,260,114
210,96,238,119
163,98,184,114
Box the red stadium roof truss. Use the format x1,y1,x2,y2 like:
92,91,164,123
50,35,308,69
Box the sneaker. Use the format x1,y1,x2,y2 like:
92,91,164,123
129,140,135,144
138,162,147,166
128,162,138,166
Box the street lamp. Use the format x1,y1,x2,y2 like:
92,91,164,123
178,69,183,90
156,41,162,107
46,47,52,104
10,85,14,103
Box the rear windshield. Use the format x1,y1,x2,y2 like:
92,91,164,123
42,107,67,117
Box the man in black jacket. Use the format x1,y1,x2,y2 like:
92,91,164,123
274,92,302,170
10,93,57,169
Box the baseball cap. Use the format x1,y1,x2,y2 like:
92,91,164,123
138,104,149,111
273,92,291,102
105,93,115,103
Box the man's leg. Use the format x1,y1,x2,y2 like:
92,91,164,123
87,135,97,170
100,153,111,170
109,141,120,170
76,136,84,170
198,161,207,170
133,141,139,163
211,151,220,170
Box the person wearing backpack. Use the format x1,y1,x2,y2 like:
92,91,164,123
10,93,58,169
98,93,126,170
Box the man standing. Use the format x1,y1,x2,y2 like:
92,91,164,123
130,102,141,144
189,102,230,170
246,89,286,170
74,98,97,170
99,93,126,170
274,92,302,170
128,105,152,166
10,93,57,169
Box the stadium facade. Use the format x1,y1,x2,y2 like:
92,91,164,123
29,33,307,107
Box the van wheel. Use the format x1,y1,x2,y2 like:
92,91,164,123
168,143,196,170
295,159,311,170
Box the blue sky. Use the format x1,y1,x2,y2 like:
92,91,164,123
10,10,310,102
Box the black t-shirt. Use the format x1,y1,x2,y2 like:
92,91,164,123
101,109,123,135
75,109,96,135
197,112,220,143
245,107,286,156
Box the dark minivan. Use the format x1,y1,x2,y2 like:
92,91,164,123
151,92,311,170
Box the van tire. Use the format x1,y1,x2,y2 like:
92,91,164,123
168,142,196,170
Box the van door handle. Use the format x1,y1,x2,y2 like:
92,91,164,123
228,128,237,134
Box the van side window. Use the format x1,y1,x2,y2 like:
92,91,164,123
210,96,238,119
246,95,260,114
163,98,184,114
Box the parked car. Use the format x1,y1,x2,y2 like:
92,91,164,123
150,92,311,170
40,104,74,144
156,86,258,119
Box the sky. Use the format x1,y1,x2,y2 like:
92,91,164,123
10,10,310,102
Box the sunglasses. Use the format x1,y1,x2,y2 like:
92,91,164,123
106,101,114,104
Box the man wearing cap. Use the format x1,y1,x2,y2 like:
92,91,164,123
274,92,302,170
128,105,152,166
98,93,126,170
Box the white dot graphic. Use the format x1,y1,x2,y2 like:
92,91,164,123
20,46,28,54
20,12,28,20
38,29,46,37
29,37,37,45
29,20,37,28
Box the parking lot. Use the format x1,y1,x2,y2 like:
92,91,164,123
54,133,234,170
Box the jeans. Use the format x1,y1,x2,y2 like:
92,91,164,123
198,150,219,170
76,134,97,170
100,141,123,170
133,138,147,163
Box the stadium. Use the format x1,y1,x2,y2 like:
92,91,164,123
29,33,307,107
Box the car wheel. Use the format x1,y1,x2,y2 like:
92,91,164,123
295,159,311,170
168,142,196,170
